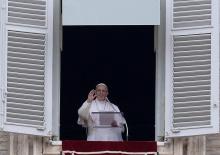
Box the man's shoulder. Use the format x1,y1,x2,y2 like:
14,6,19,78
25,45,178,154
111,103,118,107
109,103,120,111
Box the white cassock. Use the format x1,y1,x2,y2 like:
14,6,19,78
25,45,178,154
78,99,126,141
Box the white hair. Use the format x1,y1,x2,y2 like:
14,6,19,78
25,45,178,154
95,83,108,91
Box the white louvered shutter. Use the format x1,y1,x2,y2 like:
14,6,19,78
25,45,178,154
0,0,53,136
165,0,219,137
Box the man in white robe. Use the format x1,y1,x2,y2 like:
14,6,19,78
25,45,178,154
78,83,126,141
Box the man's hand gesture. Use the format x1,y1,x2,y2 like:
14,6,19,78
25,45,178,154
87,89,96,103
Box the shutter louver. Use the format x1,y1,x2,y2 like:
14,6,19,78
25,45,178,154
165,0,219,137
0,0,53,136
8,0,46,27
6,30,45,128
173,33,211,128
173,0,211,28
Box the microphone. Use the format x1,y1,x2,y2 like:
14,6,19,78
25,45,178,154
125,121,129,141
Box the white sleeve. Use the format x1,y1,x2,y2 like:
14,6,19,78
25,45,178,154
77,101,91,126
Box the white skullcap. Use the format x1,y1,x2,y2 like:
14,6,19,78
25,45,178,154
96,83,108,90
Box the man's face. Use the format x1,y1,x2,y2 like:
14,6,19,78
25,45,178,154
95,85,108,101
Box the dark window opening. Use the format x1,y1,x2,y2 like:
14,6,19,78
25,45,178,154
60,26,155,141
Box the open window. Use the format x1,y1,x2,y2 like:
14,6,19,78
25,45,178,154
61,0,160,141
60,26,156,141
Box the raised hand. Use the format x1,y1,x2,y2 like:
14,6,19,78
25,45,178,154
87,89,97,103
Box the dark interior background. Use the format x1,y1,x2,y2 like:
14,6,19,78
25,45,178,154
60,26,155,141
